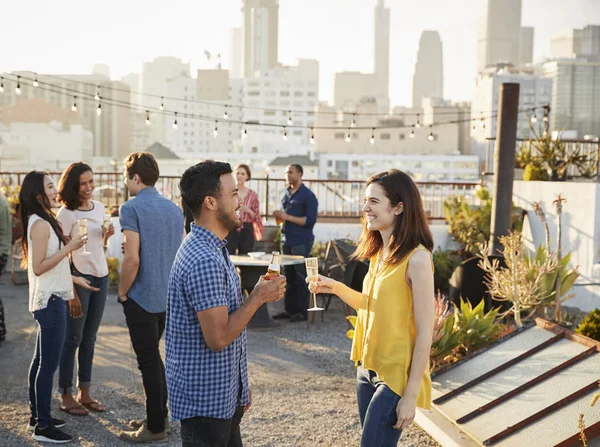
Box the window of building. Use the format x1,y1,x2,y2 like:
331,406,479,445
399,133,405,140
381,133,391,140
293,130,303,136
247,91,260,96
335,132,345,139
280,91,290,97
264,110,275,116
294,91,303,97
307,92,316,97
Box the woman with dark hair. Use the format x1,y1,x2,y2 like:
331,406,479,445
309,169,435,446
19,171,86,443
56,162,114,416
226,163,263,255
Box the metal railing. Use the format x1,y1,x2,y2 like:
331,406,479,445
1,172,481,222
485,138,600,178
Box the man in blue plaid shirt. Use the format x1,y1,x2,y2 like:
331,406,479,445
166,161,286,447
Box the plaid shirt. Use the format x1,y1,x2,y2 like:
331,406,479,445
166,223,249,421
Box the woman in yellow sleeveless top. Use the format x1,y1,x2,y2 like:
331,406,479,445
310,169,435,446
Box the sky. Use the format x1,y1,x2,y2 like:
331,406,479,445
1,0,599,107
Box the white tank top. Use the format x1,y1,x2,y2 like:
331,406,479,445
27,214,73,312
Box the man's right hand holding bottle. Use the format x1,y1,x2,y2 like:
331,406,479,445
251,275,286,304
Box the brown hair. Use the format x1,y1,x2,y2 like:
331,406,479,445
58,162,93,210
124,152,159,186
352,169,433,265
235,163,252,180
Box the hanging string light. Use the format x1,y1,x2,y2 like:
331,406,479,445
213,120,219,138
345,129,352,143
530,113,537,124
145,110,151,126
370,128,375,145
480,112,485,129
223,106,229,120
96,101,102,117
32,74,39,88
0,76,4,93
543,105,550,123
94,86,100,101
282,127,288,141
71,96,77,112
15,76,21,95
351,114,357,128
172,112,178,130
427,125,434,141
310,127,315,144
159,97,165,111
415,114,421,128
410,126,415,138
287,112,293,126
242,127,248,139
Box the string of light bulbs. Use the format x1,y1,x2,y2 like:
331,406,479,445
0,73,550,146
7,70,508,119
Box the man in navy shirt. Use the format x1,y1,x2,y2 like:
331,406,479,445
166,161,286,447
273,164,318,322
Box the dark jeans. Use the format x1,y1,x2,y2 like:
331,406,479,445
122,298,168,434
356,365,402,447
181,406,244,447
0,253,7,342
29,296,67,428
281,241,313,316
226,223,255,255
59,274,108,394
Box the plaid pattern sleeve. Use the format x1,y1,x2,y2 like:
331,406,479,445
166,223,249,422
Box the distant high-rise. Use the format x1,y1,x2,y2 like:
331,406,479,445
582,25,600,60
229,27,243,79
477,0,522,72
412,31,443,108
374,0,390,106
550,29,583,59
242,0,279,77
519,27,534,65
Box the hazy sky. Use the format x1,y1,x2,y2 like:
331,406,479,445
1,0,599,106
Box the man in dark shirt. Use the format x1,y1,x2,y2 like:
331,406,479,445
273,164,318,322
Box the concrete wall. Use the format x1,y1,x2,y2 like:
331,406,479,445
512,180,600,311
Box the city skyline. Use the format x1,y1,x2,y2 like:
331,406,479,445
1,0,599,107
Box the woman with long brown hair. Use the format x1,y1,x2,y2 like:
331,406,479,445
19,171,86,443
309,169,435,446
226,163,263,255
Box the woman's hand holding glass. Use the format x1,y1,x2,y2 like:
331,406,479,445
66,233,87,253
307,274,340,296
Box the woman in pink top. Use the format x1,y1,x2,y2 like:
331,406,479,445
226,164,264,255
56,162,115,416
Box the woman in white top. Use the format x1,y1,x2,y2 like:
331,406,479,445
57,162,115,416
19,171,86,443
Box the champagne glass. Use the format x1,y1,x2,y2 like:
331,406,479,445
78,218,90,255
103,213,112,250
305,257,324,311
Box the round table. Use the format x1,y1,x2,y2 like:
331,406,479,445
230,254,305,330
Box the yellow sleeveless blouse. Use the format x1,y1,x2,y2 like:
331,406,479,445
350,245,432,409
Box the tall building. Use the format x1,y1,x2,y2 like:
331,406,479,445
542,59,600,138
412,31,444,108
470,65,552,164
229,27,243,79
141,56,191,145
242,0,279,77
334,72,380,109
519,27,534,65
582,25,600,60
477,0,522,72
241,59,319,156
374,0,390,107
550,29,583,59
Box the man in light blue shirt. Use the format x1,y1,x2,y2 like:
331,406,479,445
117,152,184,444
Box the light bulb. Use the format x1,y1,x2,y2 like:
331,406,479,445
428,132,434,141
71,97,77,112
543,115,549,123
0,77,4,93
242,128,248,139
145,111,151,126
172,113,178,130
531,114,537,123
213,121,219,138
223,107,229,120
15,76,21,95
410,127,415,138
345,132,351,143
96,103,102,116
310,127,315,144
415,114,421,128
351,114,357,128
480,118,485,128
287,113,292,126
282,127,288,141
159,97,165,111
94,87,100,101
370,135,375,145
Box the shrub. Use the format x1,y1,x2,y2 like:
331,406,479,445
576,309,600,342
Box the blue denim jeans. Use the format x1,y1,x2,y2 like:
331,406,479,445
29,295,67,428
356,365,402,447
59,274,108,394
281,241,313,316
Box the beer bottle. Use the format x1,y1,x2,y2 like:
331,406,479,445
266,251,281,279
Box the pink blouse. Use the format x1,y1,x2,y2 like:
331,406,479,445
239,188,264,241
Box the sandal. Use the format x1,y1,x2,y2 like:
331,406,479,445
78,399,105,413
59,404,89,416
